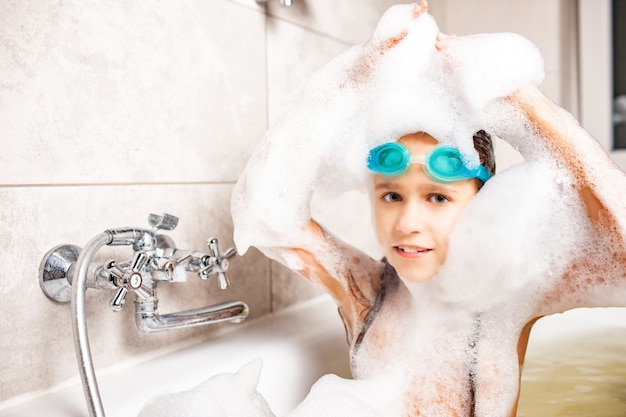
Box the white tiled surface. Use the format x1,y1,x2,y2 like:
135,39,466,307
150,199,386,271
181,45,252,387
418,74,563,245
0,0,578,405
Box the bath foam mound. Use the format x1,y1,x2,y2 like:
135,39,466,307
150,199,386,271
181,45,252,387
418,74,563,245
231,2,544,255
137,359,275,417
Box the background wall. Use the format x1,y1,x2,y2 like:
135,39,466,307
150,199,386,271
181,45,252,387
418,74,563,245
0,0,576,406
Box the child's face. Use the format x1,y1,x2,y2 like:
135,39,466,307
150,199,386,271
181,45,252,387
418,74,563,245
373,132,479,283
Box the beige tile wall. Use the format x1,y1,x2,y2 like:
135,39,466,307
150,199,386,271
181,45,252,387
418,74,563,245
0,0,576,405
0,0,271,402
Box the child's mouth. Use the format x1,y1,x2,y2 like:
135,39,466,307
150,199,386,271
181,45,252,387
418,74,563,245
395,245,431,257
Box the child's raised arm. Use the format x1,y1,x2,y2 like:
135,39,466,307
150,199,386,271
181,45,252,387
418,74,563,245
506,86,626,312
277,219,385,344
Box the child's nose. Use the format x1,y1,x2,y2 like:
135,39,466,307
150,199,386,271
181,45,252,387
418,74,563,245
395,201,425,234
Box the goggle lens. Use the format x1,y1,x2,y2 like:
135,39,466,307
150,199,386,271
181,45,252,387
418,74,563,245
367,142,410,177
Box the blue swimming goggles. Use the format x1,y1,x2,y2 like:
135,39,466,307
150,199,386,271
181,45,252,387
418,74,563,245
367,142,493,183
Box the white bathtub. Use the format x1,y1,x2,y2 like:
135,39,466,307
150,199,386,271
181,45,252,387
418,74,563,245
1,298,625,417
0,296,351,417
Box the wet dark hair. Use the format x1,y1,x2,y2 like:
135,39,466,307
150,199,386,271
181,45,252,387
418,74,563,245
472,129,496,190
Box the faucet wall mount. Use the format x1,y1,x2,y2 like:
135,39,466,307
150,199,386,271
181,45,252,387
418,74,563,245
39,243,80,303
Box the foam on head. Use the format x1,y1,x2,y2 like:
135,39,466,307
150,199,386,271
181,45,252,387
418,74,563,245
231,2,545,255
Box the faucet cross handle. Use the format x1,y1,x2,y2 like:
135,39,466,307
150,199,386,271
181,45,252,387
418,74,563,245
107,251,151,312
198,238,237,289
148,213,179,231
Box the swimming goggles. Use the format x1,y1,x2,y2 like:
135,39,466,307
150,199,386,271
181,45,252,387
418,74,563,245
367,142,493,183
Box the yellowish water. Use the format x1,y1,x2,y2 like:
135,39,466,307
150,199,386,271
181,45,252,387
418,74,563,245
517,329,626,416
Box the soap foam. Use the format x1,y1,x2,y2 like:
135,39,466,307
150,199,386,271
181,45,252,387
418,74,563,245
226,2,626,417
140,3,626,416
231,3,544,256
423,160,592,307
229,4,550,414
285,374,402,417
137,359,274,417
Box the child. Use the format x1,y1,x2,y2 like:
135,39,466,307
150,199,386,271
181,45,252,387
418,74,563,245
234,3,626,415
274,129,507,416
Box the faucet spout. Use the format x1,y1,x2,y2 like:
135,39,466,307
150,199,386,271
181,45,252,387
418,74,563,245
135,298,249,333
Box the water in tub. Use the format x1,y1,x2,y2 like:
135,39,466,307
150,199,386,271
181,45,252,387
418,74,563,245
141,2,626,416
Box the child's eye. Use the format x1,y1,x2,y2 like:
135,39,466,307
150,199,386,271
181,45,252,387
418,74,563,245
428,194,449,204
382,192,402,203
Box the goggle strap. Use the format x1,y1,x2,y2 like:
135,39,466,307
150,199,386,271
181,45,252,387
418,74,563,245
476,165,492,182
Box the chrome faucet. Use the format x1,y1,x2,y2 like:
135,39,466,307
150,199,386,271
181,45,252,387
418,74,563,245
38,213,249,417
